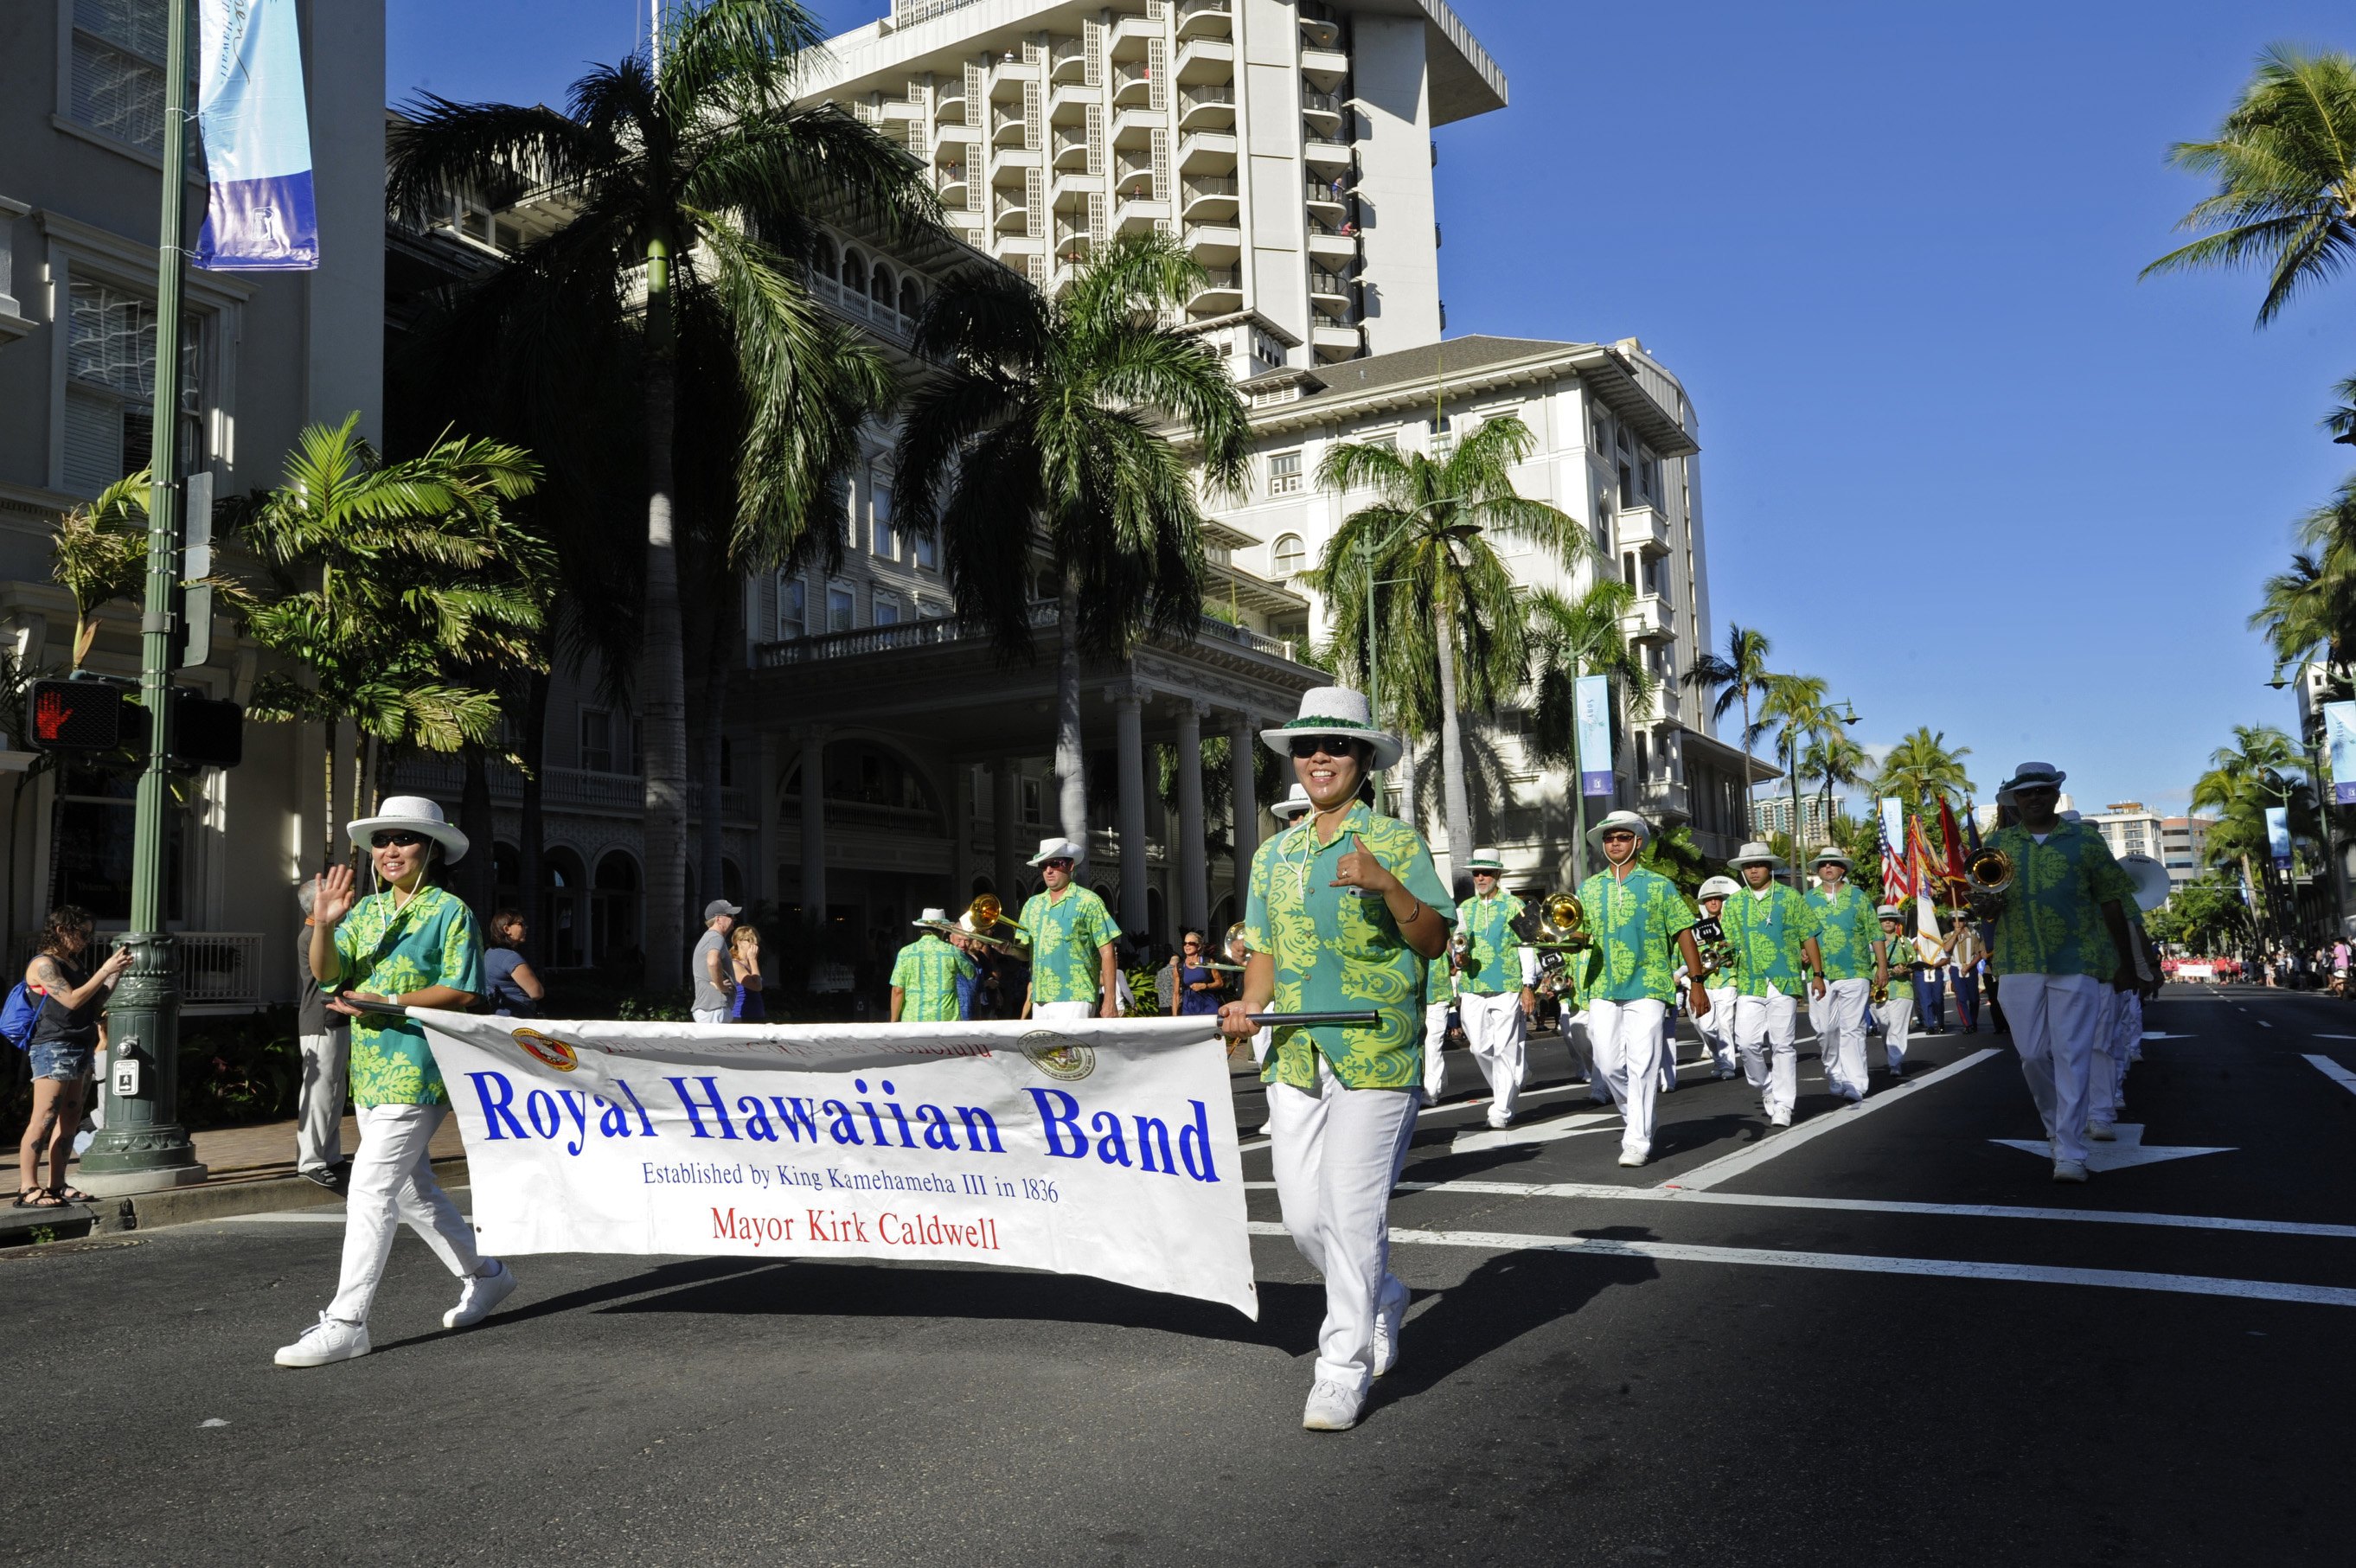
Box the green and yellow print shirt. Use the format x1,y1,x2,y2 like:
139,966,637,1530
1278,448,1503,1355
1245,802,1456,1091
333,884,484,1108
1572,866,1698,1004
1808,882,1879,982
1018,886,1121,1007
1425,951,1456,1008
1720,882,1821,997
1454,891,1527,995
891,934,976,1023
1987,822,2136,980
1883,935,1918,999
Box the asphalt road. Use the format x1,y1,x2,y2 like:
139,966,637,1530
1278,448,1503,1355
6,983,2353,1566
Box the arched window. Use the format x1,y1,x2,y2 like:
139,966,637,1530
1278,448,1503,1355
870,262,893,303
970,874,996,897
813,234,838,279
899,277,922,319
841,247,865,289
1271,534,1306,577
721,857,745,906
592,850,642,968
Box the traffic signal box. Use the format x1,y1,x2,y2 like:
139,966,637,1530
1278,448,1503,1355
25,679,241,769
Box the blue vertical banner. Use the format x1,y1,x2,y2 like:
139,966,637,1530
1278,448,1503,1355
194,0,319,271
2266,805,2293,871
2327,701,2356,806
1574,673,1613,797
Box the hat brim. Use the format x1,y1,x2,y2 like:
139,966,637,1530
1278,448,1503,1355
1027,848,1085,867
1726,853,1783,869
346,814,469,865
1810,855,1853,869
1260,725,1404,771
1998,773,2065,795
1584,821,1652,848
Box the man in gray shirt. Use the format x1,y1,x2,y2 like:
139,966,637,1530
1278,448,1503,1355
296,880,351,1190
692,899,740,1023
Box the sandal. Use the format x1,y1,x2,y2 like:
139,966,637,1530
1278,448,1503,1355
49,1186,94,1204
13,1188,64,1209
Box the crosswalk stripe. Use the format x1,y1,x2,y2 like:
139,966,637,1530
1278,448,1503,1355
1666,1049,2003,1192
2302,1053,2356,1098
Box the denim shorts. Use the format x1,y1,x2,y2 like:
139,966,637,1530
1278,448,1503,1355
28,1041,93,1082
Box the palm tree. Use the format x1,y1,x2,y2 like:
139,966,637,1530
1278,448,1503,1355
1313,414,1588,880
1879,726,1975,812
1525,579,1651,882
1757,673,1834,860
2252,478,2356,675
1801,730,1873,859
2193,725,2314,944
2143,43,2356,326
387,0,926,982
1681,623,1772,835
894,234,1249,845
50,477,151,669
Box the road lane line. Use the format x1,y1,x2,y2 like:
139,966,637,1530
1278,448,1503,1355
1664,1048,2003,1192
1243,1221,2356,1309
2303,1053,2356,1098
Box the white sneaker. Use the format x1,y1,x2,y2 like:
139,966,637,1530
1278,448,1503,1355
1302,1379,1364,1431
1372,1294,1404,1379
1486,1110,1513,1130
1617,1149,1648,1168
443,1259,517,1329
1769,1111,1792,1129
275,1312,369,1368
1256,1120,1272,1136
2087,1122,2116,1142
2052,1159,2090,1183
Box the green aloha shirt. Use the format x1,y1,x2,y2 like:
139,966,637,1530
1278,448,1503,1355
1454,891,1527,995
1245,800,1456,1091
1986,822,2136,980
1572,865,1697,1004
1425,951,1455,1008
1017,886,1121,1007
333,884,484,1108
1720,882,1821,998
891,933,976,1023
1808,881,1879,982
1883,935,1918,1000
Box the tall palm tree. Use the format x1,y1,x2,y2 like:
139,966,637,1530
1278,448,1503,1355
2193,724,2314,944
1757,673,1834,860
2143,43,2356,326
387,0,925,982
894,234,1249,844
1802,730,1874,860
1878,726,1975,813
1314,414,1587,880
1525,579,1651,882
1681,623,1772,835
2253,477,2356,675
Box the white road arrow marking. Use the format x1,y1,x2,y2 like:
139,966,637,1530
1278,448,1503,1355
1989,1124,2232,1173
2303,1054,2356,1098
1450,1110,1622,1154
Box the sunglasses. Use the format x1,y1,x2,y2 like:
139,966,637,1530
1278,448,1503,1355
1289,734,1357,759
1040,858,1074,871
370,831,427,849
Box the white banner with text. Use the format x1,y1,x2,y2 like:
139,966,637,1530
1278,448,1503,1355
414,1010,1256,1317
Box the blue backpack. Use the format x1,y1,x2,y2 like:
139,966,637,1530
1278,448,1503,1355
1,982,40,1051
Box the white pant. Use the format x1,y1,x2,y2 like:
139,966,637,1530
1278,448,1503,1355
1735,991,1801,1120
1031,1000,1094,1023
691,1007,729,1025
1694,986,1739,1075
1460,990,1527,1121
1877,998,1912,1073
1268,1059,1419,1398
1422,1001,1450,1103
2117,991,2144,1066
327,1104,488,1324
2005,971,2107,1165
1585,997,1667,1158
1818,978,1872,1101
296,1028,349,1175
2087,988,2129,1126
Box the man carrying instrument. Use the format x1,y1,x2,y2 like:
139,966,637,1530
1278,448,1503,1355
1975,763,2139,1183
1691,875,1743,1079
1218,688,1453,1432
1875,905,1917,1079
1806,848,1879,1104
890,909,977,1024
1454,849,1537,1130
1420,932,1458,1108
1572,810,1707,1168
1016,838,1122,1022
1719,842,1825,1129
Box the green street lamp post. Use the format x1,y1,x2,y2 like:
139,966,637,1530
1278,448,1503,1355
80,0,203,1194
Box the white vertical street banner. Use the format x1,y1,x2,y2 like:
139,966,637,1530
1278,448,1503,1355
195,0,320,270
1574,672,1614,797
415,1011,1258,1317
2328,700,2356,807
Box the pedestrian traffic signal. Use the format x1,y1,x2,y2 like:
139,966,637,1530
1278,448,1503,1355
171,690,243,771
26,679,125,752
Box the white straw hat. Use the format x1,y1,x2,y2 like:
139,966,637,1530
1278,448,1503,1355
912,907,951,930
1726,841,1782,868
1585,810,1651,848
1270,784,1312,821
1259,686,1403,771
1028,836,1086,867
1465,847,1506,872
1809,847,1853,870
346,794,468,864
1698,875,1741,900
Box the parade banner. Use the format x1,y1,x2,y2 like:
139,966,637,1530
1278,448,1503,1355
2266,806,2293,871
1574,673,1614,797
415,1010,1258,1317
194,0,320,270
2327,701,2356,806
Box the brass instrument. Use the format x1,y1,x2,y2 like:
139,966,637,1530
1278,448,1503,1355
1964,846,2013,896
1449,930,1473,969
1532,892,1590,950
1692,914,1739,980
960,893,1026,953
1224,920,1250,957
2117,852,2172,913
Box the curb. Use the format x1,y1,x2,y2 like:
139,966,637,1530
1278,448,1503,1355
74,1156,472,1237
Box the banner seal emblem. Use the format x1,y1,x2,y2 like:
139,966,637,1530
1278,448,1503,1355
510,1027,579,1072
1021,1031,1097,1081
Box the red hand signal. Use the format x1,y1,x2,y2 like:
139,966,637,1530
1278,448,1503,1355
34,689,67,742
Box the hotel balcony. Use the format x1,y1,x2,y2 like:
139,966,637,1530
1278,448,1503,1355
1297,2,1340,49
1111,65,1154,107
1178,83,1235,131
1053,223,1094,266
1620,594,1675,644
1301,132,1352,171
1176,0,1232,41
1049,78,1092,122
1051,169,1101,210
1113,105,1159,149
1613,503,1671,557
932,120,981,157
1181,174,1239,221
1178,130,1239,174
1301,44,1349,84
1184,223,1241,265
1311,322,1363,362
1116,196,1171,235
1176,38,1234,84
1308,268,1354,317
935,75,969,121
1188,266,1243,315
1304,179,1348,221
934,163,970,205
1301,87,1344,131
1048,36,1086,82
1051,127,1090,170
990,109,1027,147
991,195,1030,235
989,57,1037,99
1306,223,1356,268
1110,11,1156,60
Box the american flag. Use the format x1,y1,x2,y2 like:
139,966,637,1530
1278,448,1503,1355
1879,798,1912,906
1909,815,1949,961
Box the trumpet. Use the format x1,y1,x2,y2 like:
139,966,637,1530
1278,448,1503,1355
1449,930,1473,969
959,893,1026,953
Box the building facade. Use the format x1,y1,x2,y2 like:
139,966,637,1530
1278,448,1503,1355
1749,790,1836,849
2159,815,2214,893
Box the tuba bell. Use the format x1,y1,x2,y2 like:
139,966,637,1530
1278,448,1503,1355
2116,853,2172,912
1533,892,1590,950
1964,846,2013,897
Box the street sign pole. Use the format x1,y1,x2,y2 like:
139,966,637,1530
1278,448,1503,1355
80,0,202,1193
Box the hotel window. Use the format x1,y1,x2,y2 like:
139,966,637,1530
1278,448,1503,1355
1271,534,1306,577
872,479,897,560
827,582,856,633
776,573,806,640
874,594,902,627
579,707,618,773
1021,778,1044,825
911,528,937,571
1617,458,1636,506
67,0,177,156
1268,450,1303,496
64,278,201,496
1640,451,1661,502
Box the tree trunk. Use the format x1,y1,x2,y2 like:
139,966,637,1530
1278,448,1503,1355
639,227,688,989
520,669,547,944
696,573,736,910
458,743,496,920
1739,689,1755,838
349,726,368,874
1053,562,1086,846
322,724,336,873
1433,595,1473,894
1396,731,1418,832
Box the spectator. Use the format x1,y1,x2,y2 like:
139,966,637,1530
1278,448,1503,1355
482,908,547,1019
730,925,767,1022
1168,928,1225,1016
691,899,740,1024
14,906,131,1208
295,882,353,1192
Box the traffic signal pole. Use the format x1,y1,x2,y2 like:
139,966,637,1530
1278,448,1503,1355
80,0,202,1194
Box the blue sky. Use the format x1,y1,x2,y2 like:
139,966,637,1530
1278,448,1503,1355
387,1,2356,816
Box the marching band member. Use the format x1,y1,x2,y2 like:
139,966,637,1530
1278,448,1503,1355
1806,848,1879,1104
1454,849,1536,1130
1874,906,1917,1078
1693,875,1744,1079
1975,763,2138,1183
890,909,976,1024
1572,810,1707,1168
1015,837,1122,1022
1719,842,1825,1129
1219,688,1453,1433
1421,934,1457,1108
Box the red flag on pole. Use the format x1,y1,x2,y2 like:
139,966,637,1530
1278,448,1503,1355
1937,797,1969,888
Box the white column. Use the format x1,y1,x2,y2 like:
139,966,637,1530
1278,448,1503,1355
1228,710,1258,915
1115,687,1149,938
797,726,829,938
993,758,1021,896
1175,700,1207,935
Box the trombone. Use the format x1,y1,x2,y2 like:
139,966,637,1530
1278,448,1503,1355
1963,846,2013,918
957,893,1027,955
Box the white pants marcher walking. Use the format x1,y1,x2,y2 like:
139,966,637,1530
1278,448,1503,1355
1422,1000,1450,1104
1586,997,1668,1162
295,1027,349,1176
2086,988,2122,1135
1269,1059,1419,1401
2005,970,2108,1168
1818,977,1872,1102
1736,991,1800,1125
1877,997,1912,1075
2110,989,2142,1103
1695,985,1740,1078
1459,990,1526,1128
